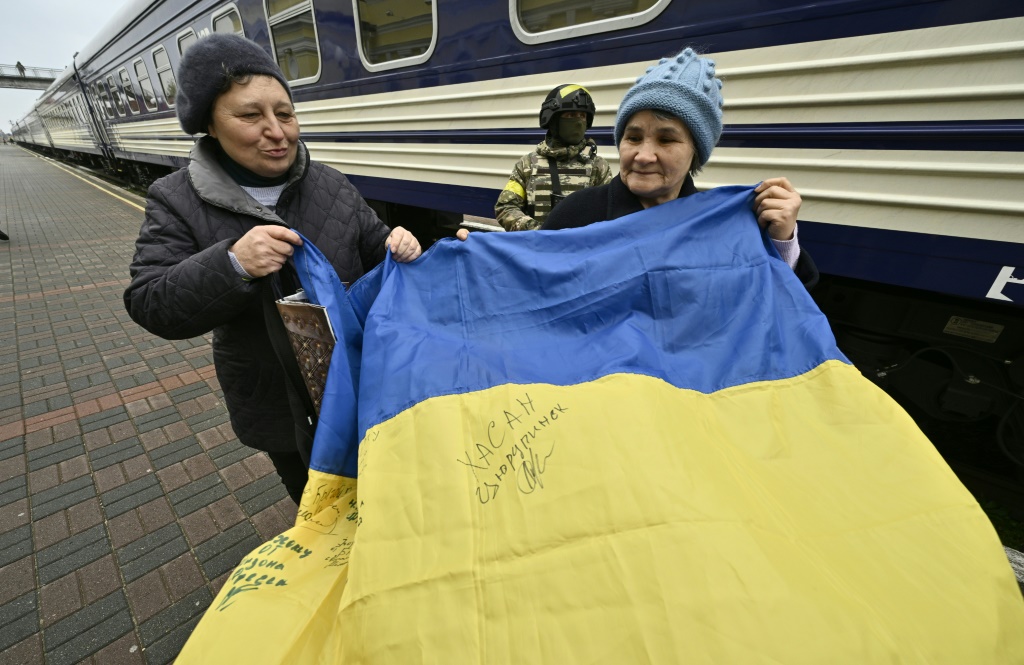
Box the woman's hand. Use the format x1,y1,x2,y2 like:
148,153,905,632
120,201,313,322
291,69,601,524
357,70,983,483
230,225,302,278
753,177,801,241
455,229,470,241
386,227,422,262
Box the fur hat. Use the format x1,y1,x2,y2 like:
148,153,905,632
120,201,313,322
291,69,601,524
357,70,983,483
613,48,723,168
176,34,291,135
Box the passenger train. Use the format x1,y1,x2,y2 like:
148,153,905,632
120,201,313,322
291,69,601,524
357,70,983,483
12,0,1024,489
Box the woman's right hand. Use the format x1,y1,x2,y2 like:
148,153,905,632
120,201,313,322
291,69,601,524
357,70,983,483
229,225,302,278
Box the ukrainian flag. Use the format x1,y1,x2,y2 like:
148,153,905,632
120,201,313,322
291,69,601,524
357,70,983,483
178,185,1024,663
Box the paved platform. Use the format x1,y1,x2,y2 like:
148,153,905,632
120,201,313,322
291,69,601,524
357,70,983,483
0,144,296,665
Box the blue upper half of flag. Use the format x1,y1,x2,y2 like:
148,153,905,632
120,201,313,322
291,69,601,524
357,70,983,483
293,185,848,477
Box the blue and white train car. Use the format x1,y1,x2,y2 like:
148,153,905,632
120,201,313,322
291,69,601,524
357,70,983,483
14,0,1024,474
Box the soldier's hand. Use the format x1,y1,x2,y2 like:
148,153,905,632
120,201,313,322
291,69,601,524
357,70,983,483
230,225,302,278
386,227,422,262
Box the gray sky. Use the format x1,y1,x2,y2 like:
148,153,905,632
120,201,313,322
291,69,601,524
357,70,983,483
0,0,131,131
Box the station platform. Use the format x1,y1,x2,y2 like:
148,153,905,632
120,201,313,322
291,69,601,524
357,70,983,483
0,143,296,665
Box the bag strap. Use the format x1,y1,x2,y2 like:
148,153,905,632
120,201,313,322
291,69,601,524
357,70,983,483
262,274,317,464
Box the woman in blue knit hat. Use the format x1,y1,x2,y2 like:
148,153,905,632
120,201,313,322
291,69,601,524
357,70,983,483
542,48,817,288
125,34,423,503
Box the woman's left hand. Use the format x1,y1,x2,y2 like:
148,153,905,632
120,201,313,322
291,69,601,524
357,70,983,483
386,226,422,262
753,177,801,241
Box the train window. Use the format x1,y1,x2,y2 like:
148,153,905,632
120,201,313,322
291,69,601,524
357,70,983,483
95,82,115,118
264,0,321,84
152,47,178,107
510,0,670,45
106,75,127,116
178,29,198,55
118,68,141,115
352,0,437,72
212,5,244,34
133,58,159,111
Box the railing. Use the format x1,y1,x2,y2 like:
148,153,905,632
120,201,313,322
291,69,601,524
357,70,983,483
0,63,63,79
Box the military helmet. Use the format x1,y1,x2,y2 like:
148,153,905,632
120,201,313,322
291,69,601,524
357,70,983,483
539,84,596,130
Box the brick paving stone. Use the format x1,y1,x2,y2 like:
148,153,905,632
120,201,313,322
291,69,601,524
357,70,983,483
251,504,291,542
138,428,169,451
125,570,171,623
122,454,154,481
0,524,32,568
93,464,127,493
124,399,151,418
90,437,145,471
0,556,35,605
100,474,162,519
28,463,59,491
0,436,24,463
37,524,110,585
235,472,288,517
68,497,104,534
149,435,203,471
82,428,113,451
79,554,122,604
116,523,188,583
179,509,218,547
0,474,27,509
108,420,137,443
156,463,189,493
168,471,229,518
208,439,249,469
79,407,130,434
31,474,95,520
219,460,254,492
43,590,133,665
138,587,211,657
28,437,83,476
107,511,145,550
0,593,38,653
209,495,246,531
39,573,84,627
58,453,90,481
137,497,175,533
0,497,29,532
194,521,261,580
0,632,42,665
194,427,226,450
182,453,216,480
134,406,180,434
160,552,205,601
32,512,70,550
242,451,275,479
87,632,144,665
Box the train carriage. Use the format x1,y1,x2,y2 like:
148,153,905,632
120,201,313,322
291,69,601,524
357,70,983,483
14,0,1024,486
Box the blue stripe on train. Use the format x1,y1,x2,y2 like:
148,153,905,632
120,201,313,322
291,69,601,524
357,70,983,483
111,120,1024,151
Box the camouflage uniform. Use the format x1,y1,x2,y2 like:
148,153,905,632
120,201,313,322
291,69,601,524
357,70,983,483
495,137,611,231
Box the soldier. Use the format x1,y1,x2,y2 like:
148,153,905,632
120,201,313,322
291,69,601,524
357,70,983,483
495,85,611,231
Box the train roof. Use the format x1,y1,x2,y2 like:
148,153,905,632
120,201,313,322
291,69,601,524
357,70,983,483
76,0,160,70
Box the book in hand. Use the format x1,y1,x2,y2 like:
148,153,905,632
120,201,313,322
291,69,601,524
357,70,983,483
275,289,336,416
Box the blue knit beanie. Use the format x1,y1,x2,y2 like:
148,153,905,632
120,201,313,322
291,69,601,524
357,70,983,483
176,34,292,136
614,48,723,168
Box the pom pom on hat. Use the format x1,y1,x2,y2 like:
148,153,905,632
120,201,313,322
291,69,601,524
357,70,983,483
613,48,723,168
175,34,292,136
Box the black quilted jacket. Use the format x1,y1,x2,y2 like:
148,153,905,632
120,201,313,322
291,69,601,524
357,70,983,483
124,137,390,452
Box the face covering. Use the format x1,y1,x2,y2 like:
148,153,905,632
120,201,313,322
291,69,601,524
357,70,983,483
557,116,587,145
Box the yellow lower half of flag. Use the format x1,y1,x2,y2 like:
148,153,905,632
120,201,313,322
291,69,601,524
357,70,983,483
180,360,1024,663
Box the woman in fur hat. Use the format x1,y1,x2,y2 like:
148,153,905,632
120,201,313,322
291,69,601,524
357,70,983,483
124,34,421,503
543,48,817,288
